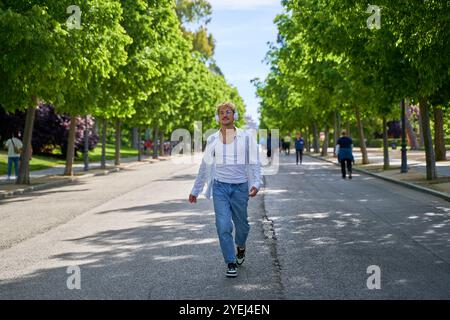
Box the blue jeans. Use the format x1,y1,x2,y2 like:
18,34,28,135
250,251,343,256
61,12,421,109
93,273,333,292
212,180,250,264
7,156,20,178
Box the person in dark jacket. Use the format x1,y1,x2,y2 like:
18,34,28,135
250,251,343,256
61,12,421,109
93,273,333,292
266,131,272,163
294,133,305,165
336,130,354,179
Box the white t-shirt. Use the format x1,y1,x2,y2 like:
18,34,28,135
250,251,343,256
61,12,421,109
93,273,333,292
4,138,23,157
214,135,248,184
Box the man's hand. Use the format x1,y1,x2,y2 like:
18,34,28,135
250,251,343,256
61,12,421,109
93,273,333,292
249,187,259,197
188,194,197,203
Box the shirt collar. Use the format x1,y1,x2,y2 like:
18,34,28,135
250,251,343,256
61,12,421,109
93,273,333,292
214,127,245,138
236,127,245,137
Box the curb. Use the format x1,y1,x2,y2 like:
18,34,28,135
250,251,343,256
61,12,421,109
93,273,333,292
307,154,450,202
0,157,171,200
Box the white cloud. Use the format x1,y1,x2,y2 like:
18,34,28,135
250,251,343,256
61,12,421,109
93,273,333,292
209,0,280,10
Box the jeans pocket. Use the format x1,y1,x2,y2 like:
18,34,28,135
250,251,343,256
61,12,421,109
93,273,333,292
239,182,249,194
213,180,223,195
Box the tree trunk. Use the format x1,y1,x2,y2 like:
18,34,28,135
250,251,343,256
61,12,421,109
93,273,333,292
305,126,311,152
17,101,37,185
355,106,369,164
418,110,425,148
433,106,447,161
152,126,159,159
159,130,164,156
138,127,142,161
405,117,419,150
419,96,437,180
312,122,320,153
131,127,139,149
321,125,330,156
101,118,107,169
115,119,121,166
382,116,390,170
337,112,341,139
405,105,419,150
83,115,89,171
333,110,339,157
64,116,77,176
305,126,310,152
145,127,150,155
93,117,98,137
346,121,351,138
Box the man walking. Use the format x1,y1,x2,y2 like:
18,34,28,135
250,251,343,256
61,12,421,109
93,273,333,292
3,131,23,181
336,130,354,179
266,131,272,164
188,102,262,278
294,133,305,165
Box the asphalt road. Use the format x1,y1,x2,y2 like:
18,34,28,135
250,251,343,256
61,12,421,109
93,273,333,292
0,154,449,299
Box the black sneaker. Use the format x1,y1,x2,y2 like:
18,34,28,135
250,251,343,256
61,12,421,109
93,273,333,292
236,247,246,266
226,263,238,278
349,173,352,179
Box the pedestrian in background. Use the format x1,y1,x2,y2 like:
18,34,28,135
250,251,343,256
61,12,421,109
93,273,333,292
145,139,152,155
284,133,291,155
3,131,23,181
336,130,354,179
266,131,272,164
294,133,305,165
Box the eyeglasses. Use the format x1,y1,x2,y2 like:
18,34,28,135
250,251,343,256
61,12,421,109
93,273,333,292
219,109,234,116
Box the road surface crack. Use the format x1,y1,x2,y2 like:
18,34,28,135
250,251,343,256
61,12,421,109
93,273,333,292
260,176,285,299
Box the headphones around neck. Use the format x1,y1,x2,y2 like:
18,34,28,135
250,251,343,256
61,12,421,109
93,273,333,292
215,110,239,123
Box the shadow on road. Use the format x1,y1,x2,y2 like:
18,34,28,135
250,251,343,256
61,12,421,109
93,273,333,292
262,155,450,299
0,196,280,300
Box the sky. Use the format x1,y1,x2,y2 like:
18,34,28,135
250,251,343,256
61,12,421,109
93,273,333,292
206,0,283,126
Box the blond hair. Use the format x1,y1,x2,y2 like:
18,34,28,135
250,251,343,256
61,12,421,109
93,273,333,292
216,102,236,114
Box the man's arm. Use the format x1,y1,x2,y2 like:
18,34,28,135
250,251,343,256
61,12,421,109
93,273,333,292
189,136,215,203
249,163,261,197
190,159,208,200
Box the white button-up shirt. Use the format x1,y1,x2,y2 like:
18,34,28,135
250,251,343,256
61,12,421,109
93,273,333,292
214,133,248,184
191,127,262,199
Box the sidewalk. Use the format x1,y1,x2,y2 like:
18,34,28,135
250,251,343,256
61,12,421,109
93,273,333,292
307,147,450,200
0,155,171,199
